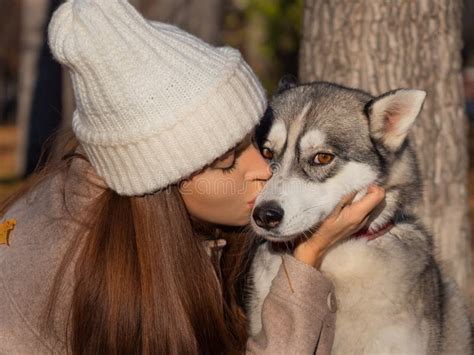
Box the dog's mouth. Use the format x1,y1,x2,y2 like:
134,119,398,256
256,222,322,249
266,231,319,253
257,217,390,252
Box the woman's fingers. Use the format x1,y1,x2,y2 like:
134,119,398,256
293,185,386,268
340,190,358,206
351,214,371,234
331,190,358,216
341,185,385,223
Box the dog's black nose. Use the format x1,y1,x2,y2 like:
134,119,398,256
252,201,284,229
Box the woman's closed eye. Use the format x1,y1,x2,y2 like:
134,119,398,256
211,149,237,173
221,158,237,174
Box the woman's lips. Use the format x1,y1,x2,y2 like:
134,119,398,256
248,197,257,208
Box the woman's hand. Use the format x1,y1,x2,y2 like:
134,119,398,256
293,185,385,268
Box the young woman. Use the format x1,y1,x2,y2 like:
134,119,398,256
0,0,385,354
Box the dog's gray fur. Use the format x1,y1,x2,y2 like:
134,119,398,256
248,80,472,354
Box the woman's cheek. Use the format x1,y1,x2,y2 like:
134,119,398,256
178,183,233,225
201,191,249,226
179,169,249,225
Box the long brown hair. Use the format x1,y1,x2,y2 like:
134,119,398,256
0,130,256,354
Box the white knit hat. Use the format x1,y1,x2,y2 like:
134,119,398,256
47,0,266,196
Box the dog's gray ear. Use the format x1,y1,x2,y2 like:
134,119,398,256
276,74,298,94
366,89,426,151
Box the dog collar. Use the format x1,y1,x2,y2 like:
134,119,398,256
351,221,394,241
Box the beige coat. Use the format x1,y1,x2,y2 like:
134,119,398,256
0,158,336,354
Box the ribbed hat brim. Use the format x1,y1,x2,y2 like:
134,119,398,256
79,57,266,195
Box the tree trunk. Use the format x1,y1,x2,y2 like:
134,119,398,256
300,0,471,300
130,0,224,45
0,0,20,124
15,0,50,176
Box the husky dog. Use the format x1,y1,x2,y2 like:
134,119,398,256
248,78,472,354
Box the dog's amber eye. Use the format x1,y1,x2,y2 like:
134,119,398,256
262,147,273,160
314,153,334,165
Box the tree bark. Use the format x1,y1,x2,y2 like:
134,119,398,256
130,0,224,45
300,0,471,300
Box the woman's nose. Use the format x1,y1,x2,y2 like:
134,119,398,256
245,145,272,182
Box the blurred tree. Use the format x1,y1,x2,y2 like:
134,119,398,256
15,0,50,176
245,0,302,90
24,0,63,175
462,0,474,66
130,0,224,44
0,0,20,124
223,0,303,91
300,0,471,299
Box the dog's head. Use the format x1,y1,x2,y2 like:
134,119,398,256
251,78,425,241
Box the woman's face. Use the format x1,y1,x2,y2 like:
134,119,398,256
179,134,271,226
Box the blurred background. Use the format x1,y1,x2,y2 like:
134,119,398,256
0,0,473,308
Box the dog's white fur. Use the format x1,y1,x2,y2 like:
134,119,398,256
249,224,470,354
